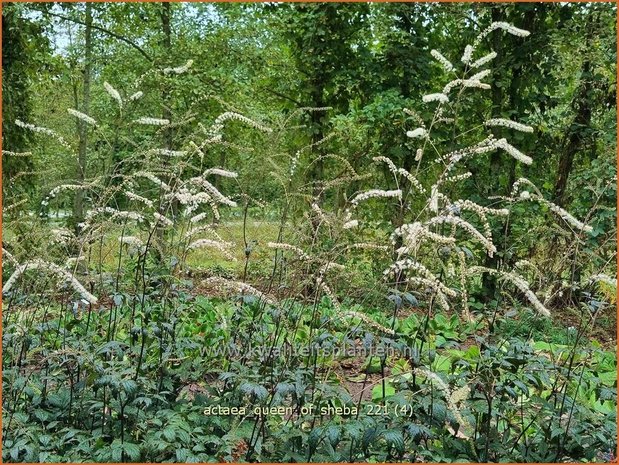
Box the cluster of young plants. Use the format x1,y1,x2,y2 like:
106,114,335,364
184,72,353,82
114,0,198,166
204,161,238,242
2,19,616,463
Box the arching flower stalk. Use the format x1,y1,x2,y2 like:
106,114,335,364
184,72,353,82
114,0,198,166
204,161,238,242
2,259,98,305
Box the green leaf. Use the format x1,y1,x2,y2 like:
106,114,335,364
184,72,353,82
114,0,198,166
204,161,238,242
381,429,405,454
163,426,176,442
123,442,141,461
110,440,123,462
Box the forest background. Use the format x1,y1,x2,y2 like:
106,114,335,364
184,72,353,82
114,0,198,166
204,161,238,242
1,2,618,463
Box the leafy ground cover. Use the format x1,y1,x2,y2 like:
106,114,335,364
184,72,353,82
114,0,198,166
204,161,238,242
3,258,616,462
2,4,617,463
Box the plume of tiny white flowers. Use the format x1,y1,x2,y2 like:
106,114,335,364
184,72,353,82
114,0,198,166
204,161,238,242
485,118,533,133
343,220,359,230
125,191,154,208
451,200,509,218
495,138,532,165
2,259,98,305
50,228,75,245
133,171,171,191
310,203,329,225
171,190,212,213
316,277,341,311
413,368,471,429
128,91,143,101
541,198,593,233
437,136,497,165
153,212,173,227
2,150,32,157
386,259,456,300
351,189,402,206
398,169,426,193
426,216,497,257
462,79,491,90
429,186,440,212
403,107,425,125
189,141,206,160
80,208,145,231
468,69,491,82
204,168,238,178
134,117,170,126
422,93,450,104
473,22,530,50
468,266,549,317
407,127,428,139
490,22,530,37
468,266,550,317
443,172,473,184
184,226,224,244
67,108,97,126
119,236,146,254
99,208,145,223
443,79,491,94
15,120,71,149
206,277,275,305
207,200,221,221
430,50,455,72
434,107,454,125
407,276,454,311
343,309,395,335
188,239,235,261
450,199,508,239
190,212,208,224
319,263,345,275
515,260,542,279
42,183,93,207
2,248,19,268
393,222,456,256
104,82,123,108
456,250,472,321
516,187,593,233
345,242,389,252
267,242,310,260
289,151,300,177
190,177,237,207
3,199,29,214
148,148,188,157
213,112,272,134
510,177,543,198
461,45,474,64
471,51,497,69
373,156,398,173
163,59,194,75
373,156,425,193
441,80,464,95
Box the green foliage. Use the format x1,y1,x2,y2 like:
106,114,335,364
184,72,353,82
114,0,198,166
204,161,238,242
2,3,616,463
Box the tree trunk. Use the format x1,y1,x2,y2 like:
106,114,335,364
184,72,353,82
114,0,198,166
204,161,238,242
553,59,593,206
72,2,92,231
161,2,173,150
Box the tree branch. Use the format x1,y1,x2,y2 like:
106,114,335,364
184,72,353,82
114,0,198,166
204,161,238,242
36,8,153,62
261,87,301,106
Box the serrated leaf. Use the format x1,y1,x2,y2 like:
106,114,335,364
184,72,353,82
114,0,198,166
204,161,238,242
123,442,141,461
381,429,405,454
176,429,191,444
163,426,176,442
326,424,340,446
